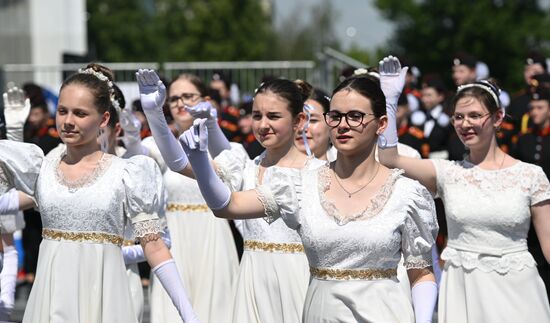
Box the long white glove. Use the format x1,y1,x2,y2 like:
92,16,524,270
377,56,408,149
119,107,148,157
123,229,171,265
185,101,230,157
0,189,19,215
0,244,17,320
153,259,200,323
3,86,31,142
411,281,438,323
179,119,231,210
136,69,188,172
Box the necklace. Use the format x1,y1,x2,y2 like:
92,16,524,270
498,153,506,170
332,163,380,198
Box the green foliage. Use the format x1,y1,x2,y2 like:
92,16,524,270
374,0,550,90
87,0,274,62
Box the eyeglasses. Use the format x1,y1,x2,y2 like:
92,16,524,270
323,110,376,128
451,112,492,125
168,93,202,107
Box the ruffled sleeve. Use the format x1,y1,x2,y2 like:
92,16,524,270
214,143,250,191
142,136,168,174
429,158,452,198
529,165,550,206
255,168,302,230
400,180,438,269
0,140,43,196
122,155,165,239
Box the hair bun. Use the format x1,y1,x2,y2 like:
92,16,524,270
294,79,314,104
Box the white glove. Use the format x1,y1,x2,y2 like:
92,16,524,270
186,101,230,157
0,245,17,320
153,259,200,323
3,86,31,142
378,56,407,148
411,281,438,323
119,107,148,157
179,119,231,210
136,69,188,172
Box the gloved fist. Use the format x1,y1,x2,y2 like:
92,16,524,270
136,69,166,111
378,55,408,107
179,118,208,153
185,101,218,121
3,86,30,129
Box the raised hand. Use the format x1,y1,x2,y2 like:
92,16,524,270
378,55,408,107
185,101,218,121
120,107,142,135
3,86,31,142
179,118,208,153
135,69,166,111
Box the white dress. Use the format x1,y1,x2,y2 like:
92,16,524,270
0,140,164,323
432,159,550,323
255,164,438,323
215,148,325,323
143,137,239,323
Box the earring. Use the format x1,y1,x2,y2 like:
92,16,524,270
377,134,387,148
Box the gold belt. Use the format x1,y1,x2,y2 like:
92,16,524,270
310,267,397,280
167,203,209,213
123,239,136,247
244,240,304,253
42,229,124,246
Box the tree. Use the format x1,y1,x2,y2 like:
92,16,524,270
374,0,550,90
87,0,274,62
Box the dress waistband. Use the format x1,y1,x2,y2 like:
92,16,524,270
167,203,209,213
447,241,528,256
42,228,123,246
244,240,304,253
310,267,397,281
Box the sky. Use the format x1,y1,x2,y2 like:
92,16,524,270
272,0,394,51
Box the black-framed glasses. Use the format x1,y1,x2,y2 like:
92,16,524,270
323,110,376,128
168,93,202,107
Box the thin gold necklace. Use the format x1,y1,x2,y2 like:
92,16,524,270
332,163,380,198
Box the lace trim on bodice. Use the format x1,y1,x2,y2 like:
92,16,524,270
318,166,404,225
55,152,114,192
255,185,280,224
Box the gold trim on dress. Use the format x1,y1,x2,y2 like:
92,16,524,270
42,228,123,246
122,239,136,247
166,203,209,212
244,240,304,253
310,266,397,280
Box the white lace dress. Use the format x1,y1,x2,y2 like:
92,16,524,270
215,148,325,323
256,165,438,323
432,159,550,323
0,140,164,323
143,137,239,323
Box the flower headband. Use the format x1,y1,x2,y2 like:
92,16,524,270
78,67,122,114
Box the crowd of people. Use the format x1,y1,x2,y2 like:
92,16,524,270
0,49,547,323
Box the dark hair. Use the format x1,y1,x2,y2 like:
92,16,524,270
22,83,47,107
31,102,49,114
331,75,386,118
452,80,501,114
108,84,124,128
423,75,447,95
211,71,231,90
205,88,222,107
309,88,330,112
60,63,114,114
169,73,207,97
254,79,313,117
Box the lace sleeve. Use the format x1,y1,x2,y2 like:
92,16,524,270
530,166,550,206
401,180,438,269
429,158,452,198
0,140,44,196
214,143,249,191
256,169,302,229
123,155,165,239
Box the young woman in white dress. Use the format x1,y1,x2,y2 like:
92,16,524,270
377,56,550,322
142,73,238,323
177,68,440,322
0,64,199,323
136,69,325,323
